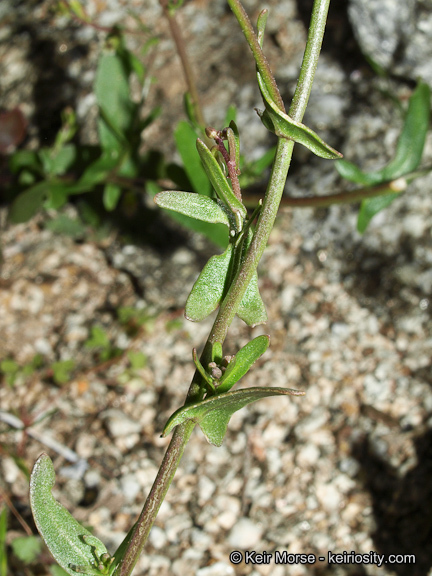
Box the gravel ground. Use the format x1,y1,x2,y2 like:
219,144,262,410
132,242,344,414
1,1,432,576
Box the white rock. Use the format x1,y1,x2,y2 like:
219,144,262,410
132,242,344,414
196,562,235,576
229,518,263,550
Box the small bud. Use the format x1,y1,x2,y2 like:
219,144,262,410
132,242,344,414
211,366,223,379
205,126,219,140
221,355,234,367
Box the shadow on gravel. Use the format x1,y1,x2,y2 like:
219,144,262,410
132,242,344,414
352,429,432,576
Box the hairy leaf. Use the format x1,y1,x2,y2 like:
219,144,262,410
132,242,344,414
30,454,109,576
256,83,342,159
154,191,234,228
217,335,270,393
196,139,247,219
185,244,233,322
147,182,228,248
163,386,304,446
237,272,268,326
255,12,341,160
236,229,267,326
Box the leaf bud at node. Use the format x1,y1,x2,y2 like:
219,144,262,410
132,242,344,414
205,126,219,140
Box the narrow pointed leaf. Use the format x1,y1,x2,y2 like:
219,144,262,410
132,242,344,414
30,454,108,576
337,82,430,186
237,272,268,326
185,243,233,322
174,122,212,197
216,335,270,393
193,348,216,393
227,121,240,169
163,387,305,447
357,192,399,233
256,79,342,159
335,159,382,186
95,51,135,151
380,82,430,180
211,342,223,364
196,139,247,218
236,229,267,327
154,191,234,228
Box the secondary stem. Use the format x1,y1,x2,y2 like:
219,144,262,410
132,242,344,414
118,1,331,573
159,0,206,129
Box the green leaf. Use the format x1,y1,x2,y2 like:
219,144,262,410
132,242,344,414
227,121,240,169
154,191,234,228
30,454,109,576
40,145,76,177
9,182,49,223
255,12,341,160
256,92,342,159
0,508,7,576
217,335,270,393
192,349,216,393
237,272,268,327
51,360,75,385
79,152,117,188
9,150,41,174
236,229,267,327
11,536,42,564
95,50,135,151
335,159,382,186
163,386,304,446
127,350,147,370
45,215,87,238
196,139,247,219
185,243,233,322
103,183,122,211
379,82,430,180
337,82,430,186
357,192,399,233
183,92,201,131
211,342,223,364
147,183,228,249
0,358,19,374
174,122,211,197
85,326,110,349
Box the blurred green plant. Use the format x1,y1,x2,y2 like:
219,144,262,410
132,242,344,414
6,29,160,227
336,81,431,232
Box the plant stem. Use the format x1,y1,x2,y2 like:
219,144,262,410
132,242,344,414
118,1,331,573
209,0,331,344
159,0,206,129
118,421,195,576
242,179,406,209
226,0,285,112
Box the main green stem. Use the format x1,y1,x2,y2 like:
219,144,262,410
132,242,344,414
118,1,330,574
